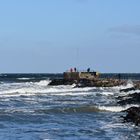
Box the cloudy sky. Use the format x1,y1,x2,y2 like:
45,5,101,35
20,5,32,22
0,0,140,73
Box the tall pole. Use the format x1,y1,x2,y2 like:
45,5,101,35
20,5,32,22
76,47,79,70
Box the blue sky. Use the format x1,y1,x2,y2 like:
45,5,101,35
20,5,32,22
0,0,140,73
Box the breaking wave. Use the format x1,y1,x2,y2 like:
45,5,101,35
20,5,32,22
120,80,134,90
98,104,139,112
1,104,139,114
0,79,139,113
17,78,32,80
0,105,108,114
0,79,137,98
34,80,51,86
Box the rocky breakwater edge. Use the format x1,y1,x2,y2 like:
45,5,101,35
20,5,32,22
49,78,125,87
49,77,140,126
117,80,140,126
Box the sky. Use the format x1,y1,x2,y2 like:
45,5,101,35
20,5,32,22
0,0,140,73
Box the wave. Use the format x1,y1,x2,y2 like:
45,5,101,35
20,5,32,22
0,81,121,100
0,85,116,98
98,104,139,112
0,87,97,97
1,79,134,96
111,80,134,91
0,106,102,115
3,104,139,114
0,80,99,96
34,80,51,86
120,80,134,90
100,91,114,96
0,88,96,97
17,78,32,80
34,106,103,114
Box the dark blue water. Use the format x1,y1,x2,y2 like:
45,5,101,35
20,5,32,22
0,74,140,139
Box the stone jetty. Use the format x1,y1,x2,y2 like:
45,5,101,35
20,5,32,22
49,78,125,87
49,71,125,87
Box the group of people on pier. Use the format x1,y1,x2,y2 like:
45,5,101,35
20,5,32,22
69,67,99,78
70,67,77,72
69,67,92,72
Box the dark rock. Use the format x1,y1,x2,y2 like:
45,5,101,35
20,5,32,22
49,78,125,87
120,87,136,92
117,92,140,105
118,90,140,126
122,107,140,126
134,81,140,90
49,79,77,86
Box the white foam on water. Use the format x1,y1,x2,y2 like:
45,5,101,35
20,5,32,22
111,80,134,91
100,91,114,96
98,104,139,112
127,89,140,94
0,79,137,100
35,80,51,86
50,91,94,96
118,90,140,97
120,80,134,90
0,83,98,97
17,78,31,80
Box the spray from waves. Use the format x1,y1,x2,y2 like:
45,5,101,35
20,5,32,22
114,80,140,96
120,80,134,90
0,79,138,102
34,80,51,86
0,80,51,94
0,80,99,97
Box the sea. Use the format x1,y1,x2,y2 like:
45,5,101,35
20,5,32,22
0,73,140,140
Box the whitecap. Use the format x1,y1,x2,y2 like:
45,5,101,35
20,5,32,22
17,78,31,80
35,80,51,86
98,104,139,112
100,91,114,96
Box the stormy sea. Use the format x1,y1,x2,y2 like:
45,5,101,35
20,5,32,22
0,73,140,140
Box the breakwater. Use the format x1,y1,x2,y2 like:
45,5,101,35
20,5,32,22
49,78,125,87
100,73,140,80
